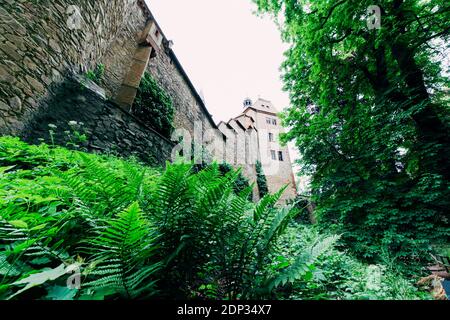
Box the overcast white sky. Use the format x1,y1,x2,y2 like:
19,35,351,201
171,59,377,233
145,0,307,189
145,0,290,122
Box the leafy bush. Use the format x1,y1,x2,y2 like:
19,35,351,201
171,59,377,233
0,137,336,300
193,162,252,200
133,72,174,138
269,224,431,300
289,195,313,225
254,0,450,270
256,160,269,198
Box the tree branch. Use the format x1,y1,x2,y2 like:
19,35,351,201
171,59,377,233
327,29,352,44
412,26,450,51
318,0,348,29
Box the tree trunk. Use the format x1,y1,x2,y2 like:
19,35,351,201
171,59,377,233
389,2,450,180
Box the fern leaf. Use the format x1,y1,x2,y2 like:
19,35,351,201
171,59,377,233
83,202,161,298
266,235,340,291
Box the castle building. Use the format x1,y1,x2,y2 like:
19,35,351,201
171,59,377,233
218,98,297,203
0,0,297,204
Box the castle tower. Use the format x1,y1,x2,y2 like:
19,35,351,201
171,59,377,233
218,98,297,204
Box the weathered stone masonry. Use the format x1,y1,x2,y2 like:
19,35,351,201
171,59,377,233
22,75,174,166
0,0,143,135
0,0,223,163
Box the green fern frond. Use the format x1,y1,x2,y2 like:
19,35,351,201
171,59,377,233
0,254,21,277
153,162,194,224
83,202,161,299
266,234,340,291
0,219,67,262
53,154,151,217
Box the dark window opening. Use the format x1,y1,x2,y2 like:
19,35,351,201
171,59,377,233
278,151,284,161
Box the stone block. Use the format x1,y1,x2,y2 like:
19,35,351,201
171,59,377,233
122,59,148,88
8,96,22,113
134,46,152,63
0,100,9,111
115,85,137,109
0,41,21,61
25,75,45,94
0,64,14,82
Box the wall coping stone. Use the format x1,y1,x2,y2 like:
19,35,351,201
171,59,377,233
71,73,176,147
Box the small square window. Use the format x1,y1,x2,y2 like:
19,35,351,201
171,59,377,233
271,150,276,160
278,151,284,161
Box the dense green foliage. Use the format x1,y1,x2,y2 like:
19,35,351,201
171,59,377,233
255,0,450,269
218,162,253,197
271,224,430,300
0,137,427,300
290,195,313,224
256,160,269,198
0,137,365,300
193,162,252,199
133,72,174,138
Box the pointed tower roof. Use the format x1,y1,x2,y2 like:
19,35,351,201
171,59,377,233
243,98,278,115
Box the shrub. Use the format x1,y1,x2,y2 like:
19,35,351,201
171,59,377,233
133,73,174,137
269,224,431,300
218,162,252,198
256,160,269,198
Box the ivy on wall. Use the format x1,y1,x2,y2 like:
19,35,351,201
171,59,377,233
256,160,269,199
133,72,174,137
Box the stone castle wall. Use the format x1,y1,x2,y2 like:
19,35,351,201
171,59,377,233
22,75,174,166
218,101,298,203
0,0,143,135
0,0,223,164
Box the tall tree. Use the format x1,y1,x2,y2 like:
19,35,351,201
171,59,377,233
254,0,449,267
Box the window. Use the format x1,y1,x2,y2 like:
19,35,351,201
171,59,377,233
270,150,276,160
278,151,284,161
268,132,274,142
266,117,271,124
272,119,277,125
